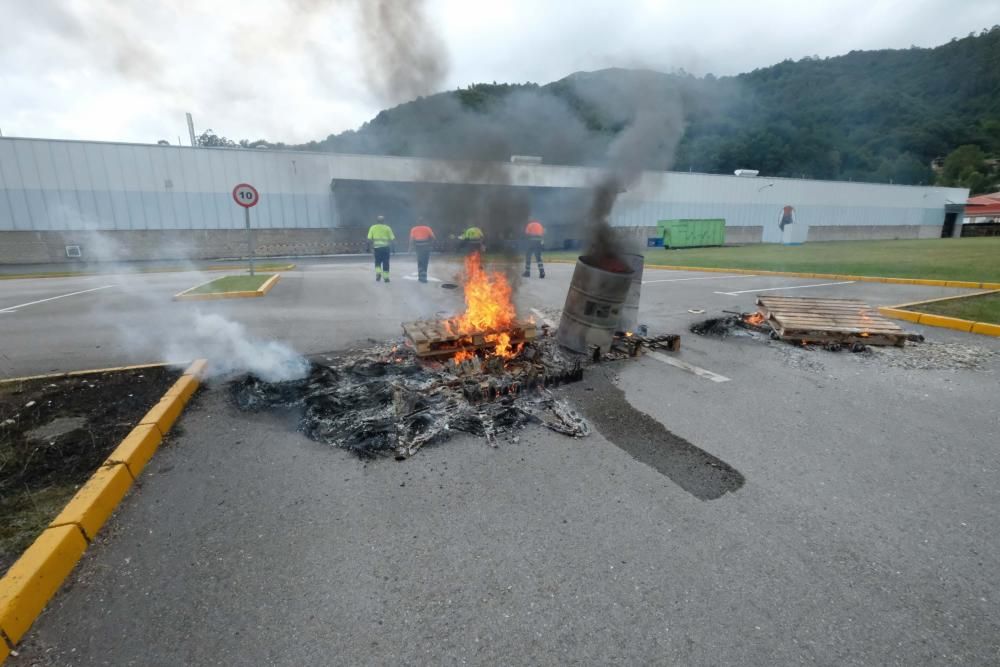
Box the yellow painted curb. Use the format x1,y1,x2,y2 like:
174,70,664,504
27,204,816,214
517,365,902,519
971,322,1000,336
49,464,133,541
164,373,199,402
104,425,162,479
878,291,1000,338
173,273,281,301
917,313,975,332
877,307,921,323
185,359,209,379
139,393,187,435
0,358,206,658
0,525,87,646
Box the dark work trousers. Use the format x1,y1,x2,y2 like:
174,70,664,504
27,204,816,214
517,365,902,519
414,241,431,280
373,246,390,279
524,238,544,274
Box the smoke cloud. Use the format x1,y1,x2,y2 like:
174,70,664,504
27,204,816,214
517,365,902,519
575,71,687,263
355,0,450,106
161,312,309,382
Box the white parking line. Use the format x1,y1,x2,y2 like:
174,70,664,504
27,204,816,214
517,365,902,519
643,274,758,284
713,280,855,296
402,273,442,282
0,285,116,313
647,351,731,383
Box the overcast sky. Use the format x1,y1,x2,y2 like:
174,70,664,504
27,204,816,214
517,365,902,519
1,0,996,146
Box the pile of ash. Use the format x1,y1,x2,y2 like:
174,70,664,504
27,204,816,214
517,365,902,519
231,339,590,460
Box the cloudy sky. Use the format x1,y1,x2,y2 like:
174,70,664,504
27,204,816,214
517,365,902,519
1,0,995,146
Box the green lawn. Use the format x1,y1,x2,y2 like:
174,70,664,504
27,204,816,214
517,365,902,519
188,274,273,294
903,291,1000,325
545,238,1000,283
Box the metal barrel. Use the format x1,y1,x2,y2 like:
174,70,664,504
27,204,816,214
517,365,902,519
557,257,635,354
616,253,645,333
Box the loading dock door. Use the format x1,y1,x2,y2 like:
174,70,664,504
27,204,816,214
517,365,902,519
941,212,957,238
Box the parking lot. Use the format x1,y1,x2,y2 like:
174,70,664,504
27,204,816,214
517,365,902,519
4,258,1000,664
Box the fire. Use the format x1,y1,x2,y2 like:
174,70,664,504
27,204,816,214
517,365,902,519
453,252,515,332
744,312,766,326
448,252,521,360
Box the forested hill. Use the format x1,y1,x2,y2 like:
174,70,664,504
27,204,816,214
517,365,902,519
285,27,1000,190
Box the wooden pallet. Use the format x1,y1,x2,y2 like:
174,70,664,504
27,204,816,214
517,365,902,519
402,319,538,358
756,295,907,346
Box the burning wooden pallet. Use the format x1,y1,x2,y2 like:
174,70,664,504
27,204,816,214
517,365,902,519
402,319,538,358
755,295,907,346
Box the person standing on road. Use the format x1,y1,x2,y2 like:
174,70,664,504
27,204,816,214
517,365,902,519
459,225,485,255
409,220,436,283
367,215,395,283
523,219,545,278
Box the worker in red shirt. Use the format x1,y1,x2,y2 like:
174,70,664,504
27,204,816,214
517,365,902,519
523,219,545,278
409,219,436,283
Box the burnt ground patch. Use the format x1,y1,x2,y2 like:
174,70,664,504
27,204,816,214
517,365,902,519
0,366,181,574
565,366,745,500
230,344,589,461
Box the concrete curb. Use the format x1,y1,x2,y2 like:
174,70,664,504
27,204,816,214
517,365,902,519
173,273,281,301
878,290,1000,337
544,258,1000,290
0,359,207,659
0,263,296,282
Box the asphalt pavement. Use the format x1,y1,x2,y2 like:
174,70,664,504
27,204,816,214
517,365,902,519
4,256,1000,664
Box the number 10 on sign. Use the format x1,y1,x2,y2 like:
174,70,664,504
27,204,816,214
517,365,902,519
232,184,260,275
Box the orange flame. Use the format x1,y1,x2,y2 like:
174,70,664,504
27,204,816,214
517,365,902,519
744,312,766,326
448,252,520,359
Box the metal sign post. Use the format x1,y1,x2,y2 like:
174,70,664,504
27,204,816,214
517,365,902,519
232,183,260,275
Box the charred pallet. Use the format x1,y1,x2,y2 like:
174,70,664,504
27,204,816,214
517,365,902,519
402,319,538,358
611,333,681,357
756,295,907,347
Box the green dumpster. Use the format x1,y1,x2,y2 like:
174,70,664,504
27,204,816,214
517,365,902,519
657,219,726,248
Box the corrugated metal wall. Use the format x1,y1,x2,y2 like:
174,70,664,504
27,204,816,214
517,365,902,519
0,137,968,234
0,138,336,231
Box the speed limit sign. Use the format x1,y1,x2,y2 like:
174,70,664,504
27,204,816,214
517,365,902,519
232,183,259,208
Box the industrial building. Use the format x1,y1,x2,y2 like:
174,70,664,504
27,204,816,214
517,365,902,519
0,136,970,264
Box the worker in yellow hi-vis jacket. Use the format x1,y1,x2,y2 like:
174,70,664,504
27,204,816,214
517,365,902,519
459,225,484,255
367,215,395,283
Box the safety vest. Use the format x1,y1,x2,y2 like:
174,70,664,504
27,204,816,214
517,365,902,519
460,227,484,240
367,223,395,248
525,221,544,238
410,225,435,242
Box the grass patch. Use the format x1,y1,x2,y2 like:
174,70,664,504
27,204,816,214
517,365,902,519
187,274,273,294
903,291,1000,325
545,238,1000,283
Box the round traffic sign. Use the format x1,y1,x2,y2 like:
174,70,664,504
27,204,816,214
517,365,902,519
232,183,260,208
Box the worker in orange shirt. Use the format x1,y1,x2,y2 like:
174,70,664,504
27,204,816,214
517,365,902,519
409,219,436,283
523,219,545,278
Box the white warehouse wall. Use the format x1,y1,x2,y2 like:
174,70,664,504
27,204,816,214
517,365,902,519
0,137,969,239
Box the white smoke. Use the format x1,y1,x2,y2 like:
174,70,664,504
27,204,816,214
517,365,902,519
49,211,311,382
161,312,309,382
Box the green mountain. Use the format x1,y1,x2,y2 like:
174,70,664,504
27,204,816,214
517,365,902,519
289,27,1000,190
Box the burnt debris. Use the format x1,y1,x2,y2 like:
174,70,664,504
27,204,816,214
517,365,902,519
231,340,591,460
